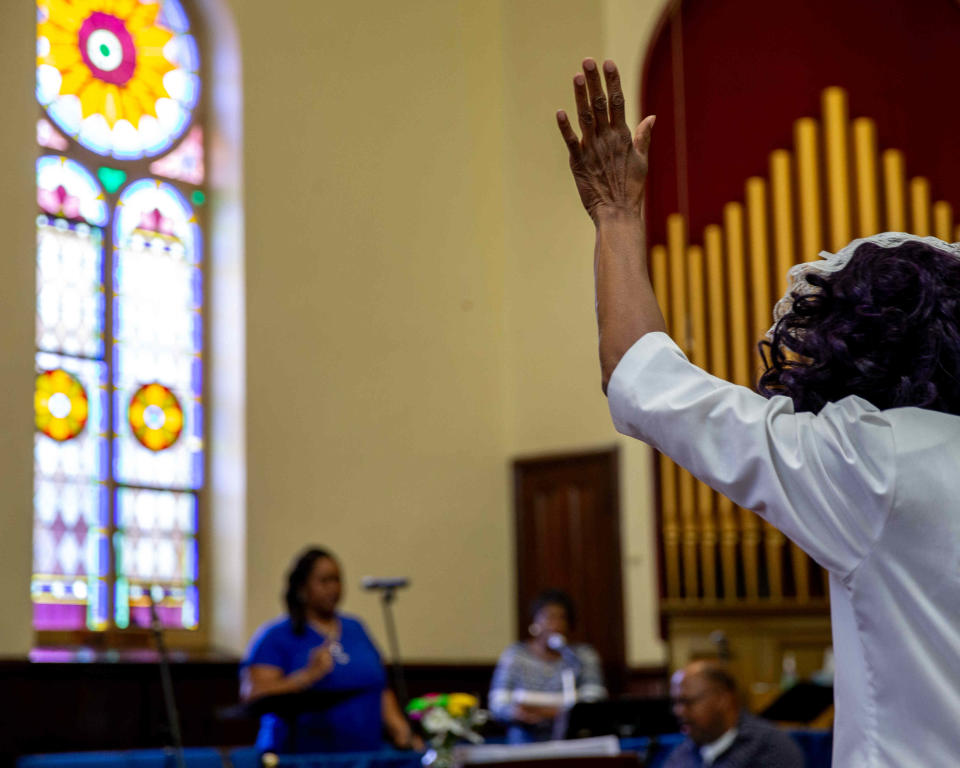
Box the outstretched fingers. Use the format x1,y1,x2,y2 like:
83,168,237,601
556,110,583,164
573,72,595,141
581,58,610,132
602,60,628,132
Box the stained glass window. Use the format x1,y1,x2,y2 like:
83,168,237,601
33,0,205,635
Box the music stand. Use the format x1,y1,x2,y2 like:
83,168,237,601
759,682,834,723
221,688,366,752
565,698,679,740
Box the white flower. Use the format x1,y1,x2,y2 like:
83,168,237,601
423,708,458,734
421,706,485,745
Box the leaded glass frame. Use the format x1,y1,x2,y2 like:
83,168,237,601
33,0,208,645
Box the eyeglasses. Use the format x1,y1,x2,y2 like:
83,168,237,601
671,690,716,708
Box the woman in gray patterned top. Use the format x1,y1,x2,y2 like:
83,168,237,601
489,589,607,743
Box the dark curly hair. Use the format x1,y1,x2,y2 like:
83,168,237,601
284,547,337,635
758,239,960,414
529,588,577,628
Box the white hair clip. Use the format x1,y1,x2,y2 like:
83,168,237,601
766,232,960,340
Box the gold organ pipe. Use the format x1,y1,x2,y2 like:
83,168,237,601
795,118,823,262
688,245,709,370
910,177,931,236
667,215,699,599
660,466,681,598
724,203,750,387
722,202,760,599
704,225,738,600
746,175,785,601
765,528,786,601
689,245,717,600
823,88,852,251
852,118,880,237
704,226,729,381
934,202,953,241
740,509,761,600
667,214,689,350
883,150,907,232
718,498,738,600
696,490,716,600
679,473,698,599
746,177,772,342
770,150,795,294
791,542,810,603
652,245,670,321
652,244,681,600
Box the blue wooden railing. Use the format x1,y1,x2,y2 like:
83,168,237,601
17,730,833,768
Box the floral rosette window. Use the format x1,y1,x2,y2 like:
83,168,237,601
33,0,204,634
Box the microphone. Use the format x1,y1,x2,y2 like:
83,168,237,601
361,577,410,590
546,632,567,651
709,630,730,660
547,633,582,670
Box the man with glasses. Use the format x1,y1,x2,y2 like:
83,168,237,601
665,661,803,768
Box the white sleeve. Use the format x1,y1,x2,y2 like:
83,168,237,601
607,332,896,576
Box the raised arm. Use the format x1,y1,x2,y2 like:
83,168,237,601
240,641,334,701
556,58,666,393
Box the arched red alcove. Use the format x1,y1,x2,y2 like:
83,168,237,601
640,0,960,248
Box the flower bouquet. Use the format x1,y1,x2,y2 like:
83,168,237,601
406,693,488,768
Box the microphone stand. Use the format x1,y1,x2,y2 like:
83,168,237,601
148,594,187,768
374,585,409,709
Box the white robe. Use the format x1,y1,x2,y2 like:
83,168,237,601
608,332,960,767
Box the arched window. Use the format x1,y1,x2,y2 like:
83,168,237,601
33,0,205,637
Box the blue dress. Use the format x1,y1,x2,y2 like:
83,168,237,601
243,614,387,753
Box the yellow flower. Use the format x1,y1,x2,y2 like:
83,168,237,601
38,0,175,127
447,693,478,718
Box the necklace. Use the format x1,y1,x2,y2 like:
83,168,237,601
310,616,350,665
329,640,350,665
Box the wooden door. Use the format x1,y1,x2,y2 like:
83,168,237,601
513,447,625,692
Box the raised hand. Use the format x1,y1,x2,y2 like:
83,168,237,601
556,58,655,224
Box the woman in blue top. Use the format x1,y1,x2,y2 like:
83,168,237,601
241,547,419,754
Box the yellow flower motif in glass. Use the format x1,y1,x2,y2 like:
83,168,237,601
38,0,176,128
129,382,183,451
35,368,90,441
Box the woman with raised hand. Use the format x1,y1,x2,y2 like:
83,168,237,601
556,57,960,767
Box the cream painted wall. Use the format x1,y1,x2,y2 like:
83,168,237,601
237,0,511,660
0,0,668,666
500,0,666,664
